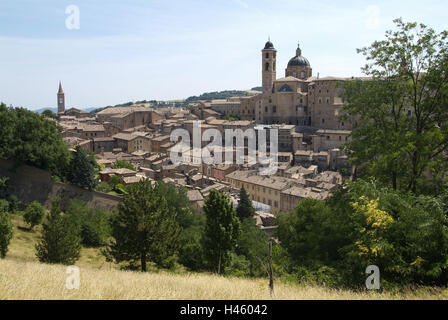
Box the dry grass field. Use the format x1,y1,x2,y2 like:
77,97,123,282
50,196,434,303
1,213,447,300
1,258,447,300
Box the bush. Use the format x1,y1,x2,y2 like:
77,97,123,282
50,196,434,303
8,195,19,213
65,199,111,247
23,201,45,230
96,181,112,193
0,210,13,258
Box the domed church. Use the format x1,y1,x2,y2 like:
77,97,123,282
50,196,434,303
240,39,353,135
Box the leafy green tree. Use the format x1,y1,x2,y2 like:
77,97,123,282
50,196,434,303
341,19,448,194
103,180,180,272
65,199,111,247
35,198,81,265
236,187,255,220
202,189,241,274
0,104,70,178
0,209,13,259
155,181,194,229
235,218,269,277
66,146,98,190
23,201,45,230
42,109,57,119
178,214,206,271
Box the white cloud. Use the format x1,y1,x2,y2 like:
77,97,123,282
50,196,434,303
364,5,381,30
235,0,249,9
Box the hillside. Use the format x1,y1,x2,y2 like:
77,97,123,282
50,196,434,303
185,90,258,103
1,213,447,300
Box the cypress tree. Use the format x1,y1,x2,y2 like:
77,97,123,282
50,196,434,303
236,186,255,221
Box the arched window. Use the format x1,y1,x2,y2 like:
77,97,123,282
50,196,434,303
265,62,269,71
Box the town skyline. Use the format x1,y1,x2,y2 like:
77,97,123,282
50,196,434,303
1,0,447,110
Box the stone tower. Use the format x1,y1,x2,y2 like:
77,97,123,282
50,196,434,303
57,81,65,114
262,39,276,94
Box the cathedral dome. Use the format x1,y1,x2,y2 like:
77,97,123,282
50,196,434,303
287,55,310,67
287,43,310,67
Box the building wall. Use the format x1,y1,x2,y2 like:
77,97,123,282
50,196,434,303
0,159,121,211
225,175,282,213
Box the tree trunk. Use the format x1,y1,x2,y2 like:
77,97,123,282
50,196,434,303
141,253,147,272
218,253,222,275
392,171,397,190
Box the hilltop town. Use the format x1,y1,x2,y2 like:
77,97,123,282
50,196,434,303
53,41,355,231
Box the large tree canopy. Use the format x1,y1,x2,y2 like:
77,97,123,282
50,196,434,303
341,19,448,194
0,103,70,178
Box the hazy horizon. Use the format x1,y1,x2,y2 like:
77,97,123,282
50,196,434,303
1,0,447,111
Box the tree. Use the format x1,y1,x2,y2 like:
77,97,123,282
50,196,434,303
65,199,111,247
66,146,98,190
0,206,13,259
234,217,269,277
202,189,241,274
0,104,70,178
23,201,45,230
35,198,81,265
236,187,255,220
103,180,180,272
155,181,194,229
178,214,206,271
341,19,448,194
42,109,57,119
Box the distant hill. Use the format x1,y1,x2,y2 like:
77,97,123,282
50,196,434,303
185,90,258,103
251,87,262,92
32,107,97,114
33,107,57,114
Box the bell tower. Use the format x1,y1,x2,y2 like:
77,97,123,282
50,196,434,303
262,39,276,94
57,81,65,114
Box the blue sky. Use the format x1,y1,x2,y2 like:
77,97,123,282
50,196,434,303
1,0,447,110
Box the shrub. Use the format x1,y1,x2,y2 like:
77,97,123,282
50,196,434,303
23,201,45,230
65,199,111,247
8,195,19,213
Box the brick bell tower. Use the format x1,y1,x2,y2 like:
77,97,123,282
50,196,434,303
262,38,276,95
57,81,65,114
